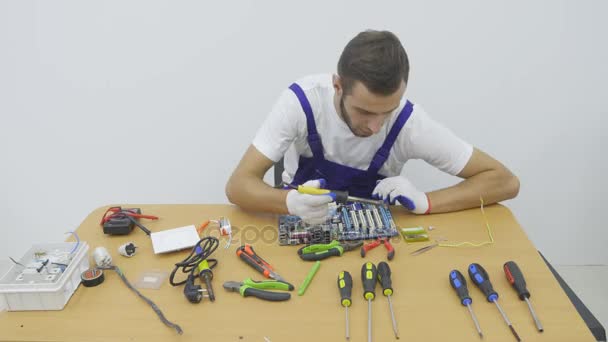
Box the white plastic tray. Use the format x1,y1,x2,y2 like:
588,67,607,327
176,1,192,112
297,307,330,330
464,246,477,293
0,242,89,311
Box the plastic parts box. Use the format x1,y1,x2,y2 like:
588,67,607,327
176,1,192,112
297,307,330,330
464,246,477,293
0,242,89,311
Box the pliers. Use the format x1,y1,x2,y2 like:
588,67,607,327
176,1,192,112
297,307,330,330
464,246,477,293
223,278,294,301
360,238,395,260
297,240,363,261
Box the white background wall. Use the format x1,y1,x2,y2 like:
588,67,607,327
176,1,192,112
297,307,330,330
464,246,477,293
1,1,606,266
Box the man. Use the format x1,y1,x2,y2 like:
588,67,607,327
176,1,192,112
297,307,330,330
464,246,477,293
226,30,519,224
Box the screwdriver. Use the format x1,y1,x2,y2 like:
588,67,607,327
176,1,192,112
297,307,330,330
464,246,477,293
449,270,483,338
337,271,353,340
361,262,377,342
468,263,521,341
504,261,544,332
378,262,399,339
284,183,385,206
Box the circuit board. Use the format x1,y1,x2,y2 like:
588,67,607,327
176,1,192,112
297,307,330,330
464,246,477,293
278,202,398,245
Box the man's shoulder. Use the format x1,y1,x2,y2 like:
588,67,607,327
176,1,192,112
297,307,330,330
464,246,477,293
291,74,333,92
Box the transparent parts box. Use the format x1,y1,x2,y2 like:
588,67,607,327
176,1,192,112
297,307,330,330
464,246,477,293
0,242,89,311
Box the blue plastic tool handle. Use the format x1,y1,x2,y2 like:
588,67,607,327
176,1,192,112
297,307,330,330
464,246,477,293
450,270,472,306
468,263,498,302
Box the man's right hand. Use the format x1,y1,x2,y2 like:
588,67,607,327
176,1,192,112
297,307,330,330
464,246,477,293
286,179,333,224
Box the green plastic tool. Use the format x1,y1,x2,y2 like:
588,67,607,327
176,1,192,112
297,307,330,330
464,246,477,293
298,261,321,296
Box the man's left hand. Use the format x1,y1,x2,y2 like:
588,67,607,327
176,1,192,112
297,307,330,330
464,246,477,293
372,176,431,214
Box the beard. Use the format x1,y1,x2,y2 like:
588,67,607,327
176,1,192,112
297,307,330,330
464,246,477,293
340,96,373,137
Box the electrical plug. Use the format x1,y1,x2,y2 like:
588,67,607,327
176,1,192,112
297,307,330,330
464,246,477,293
183,275,203,303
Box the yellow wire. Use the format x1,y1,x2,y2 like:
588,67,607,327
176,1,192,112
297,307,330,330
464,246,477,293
437,197,495,248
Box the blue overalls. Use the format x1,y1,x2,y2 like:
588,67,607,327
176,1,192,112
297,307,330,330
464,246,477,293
288,83,414,199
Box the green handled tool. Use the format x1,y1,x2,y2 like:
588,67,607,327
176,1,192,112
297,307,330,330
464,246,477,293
223,278,292,302
337,271,353,340
298,240,341,253
298,240,362,261
378,262,399,339
298,261,321,296
362,262,377,342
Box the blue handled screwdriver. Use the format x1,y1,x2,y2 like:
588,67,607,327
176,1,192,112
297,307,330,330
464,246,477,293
469,263,521,341
449,270,483,338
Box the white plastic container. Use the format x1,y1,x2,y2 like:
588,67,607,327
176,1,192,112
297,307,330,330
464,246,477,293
0,242,89,311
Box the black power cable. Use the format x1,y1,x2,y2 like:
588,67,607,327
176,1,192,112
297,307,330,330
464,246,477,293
169,237,219,286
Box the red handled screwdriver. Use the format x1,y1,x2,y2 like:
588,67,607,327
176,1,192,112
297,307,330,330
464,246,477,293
504,261,543,332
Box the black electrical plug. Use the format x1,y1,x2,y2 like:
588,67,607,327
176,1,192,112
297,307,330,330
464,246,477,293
183,275,202,303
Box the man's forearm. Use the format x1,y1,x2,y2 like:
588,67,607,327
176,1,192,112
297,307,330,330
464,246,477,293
426,169,520,213
225,173,290,214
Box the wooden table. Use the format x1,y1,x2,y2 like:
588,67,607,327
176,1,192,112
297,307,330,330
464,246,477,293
0,204,598,341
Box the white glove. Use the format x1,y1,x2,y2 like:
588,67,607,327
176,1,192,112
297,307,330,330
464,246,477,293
372,176,430,214
286,179,333,224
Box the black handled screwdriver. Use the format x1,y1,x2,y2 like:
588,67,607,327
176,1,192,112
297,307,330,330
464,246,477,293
362,262,377,342
504,261,543,332
449,270,483,338
338,271,353,340
378,262,399,339
469,263,521,342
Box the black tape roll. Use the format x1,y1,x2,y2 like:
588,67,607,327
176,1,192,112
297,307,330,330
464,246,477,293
81,268,105,287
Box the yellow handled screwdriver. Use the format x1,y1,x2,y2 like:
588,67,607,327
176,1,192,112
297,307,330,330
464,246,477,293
362,262,378,342
284,183,384,206
337,271,353,340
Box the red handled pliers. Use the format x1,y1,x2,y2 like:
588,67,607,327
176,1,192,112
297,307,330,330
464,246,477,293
360,238,395,260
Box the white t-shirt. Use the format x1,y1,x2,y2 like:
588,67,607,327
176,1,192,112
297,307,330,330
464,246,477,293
253,74,474,183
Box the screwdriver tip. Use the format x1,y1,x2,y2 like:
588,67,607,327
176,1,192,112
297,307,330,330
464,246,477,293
509,325,521,342
479,332,483,339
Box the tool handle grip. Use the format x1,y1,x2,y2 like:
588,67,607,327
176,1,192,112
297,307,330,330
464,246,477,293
237,250,266,275
299,247,342,261
468,263,498,302
243,287,291,301
298,240,340,254
337,271,353,307
332,190,349,204
377,262,393,296
382,239,395,260
504,261,530,300
361,262,377,300
241,244,273,270
243,278,292,291
449,270,472,306
360,240,381,257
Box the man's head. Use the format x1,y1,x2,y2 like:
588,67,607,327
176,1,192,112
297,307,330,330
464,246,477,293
334,30,409,137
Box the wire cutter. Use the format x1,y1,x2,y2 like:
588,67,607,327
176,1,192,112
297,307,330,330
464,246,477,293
297,240,363,261
360,238,395,260
223,278,294,301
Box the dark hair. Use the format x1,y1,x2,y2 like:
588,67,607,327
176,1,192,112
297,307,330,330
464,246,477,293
337,30,409,96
